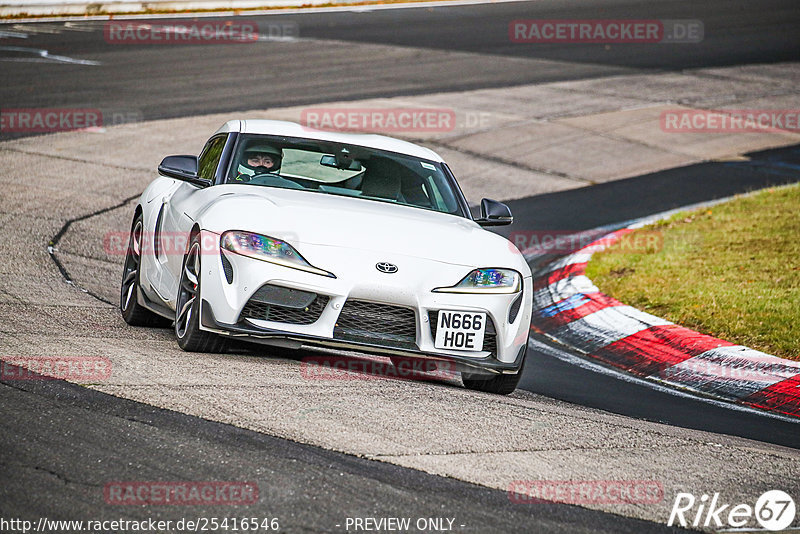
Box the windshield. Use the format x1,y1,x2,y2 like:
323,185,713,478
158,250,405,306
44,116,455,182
226,134,467,217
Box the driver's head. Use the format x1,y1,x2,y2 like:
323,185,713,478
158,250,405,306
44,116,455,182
239,144,283,176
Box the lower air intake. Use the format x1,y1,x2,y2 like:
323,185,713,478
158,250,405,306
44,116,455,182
240,284,328,325
334,300,417,350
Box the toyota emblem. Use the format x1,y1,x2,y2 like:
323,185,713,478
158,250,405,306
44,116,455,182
376,262,398,274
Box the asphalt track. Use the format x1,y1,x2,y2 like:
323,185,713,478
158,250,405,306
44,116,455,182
1,364,682,533
1,0,799,130
2,0,800,531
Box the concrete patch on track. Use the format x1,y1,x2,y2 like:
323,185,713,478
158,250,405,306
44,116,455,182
2,60,800,527
5,60,799,198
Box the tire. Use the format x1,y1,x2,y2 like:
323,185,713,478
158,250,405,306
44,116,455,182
462,347,526,395
175,234,227,353
120,214,171,327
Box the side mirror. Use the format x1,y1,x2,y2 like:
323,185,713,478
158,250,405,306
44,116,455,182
158,155,210,187
475,198,513,227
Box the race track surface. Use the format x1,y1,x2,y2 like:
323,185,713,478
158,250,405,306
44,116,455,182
2,0,800,531
1,0,799,128
2,368,683,533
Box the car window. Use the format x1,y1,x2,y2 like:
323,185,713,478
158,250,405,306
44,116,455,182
280,149,364,182
198,135,227,181
226,134,466,217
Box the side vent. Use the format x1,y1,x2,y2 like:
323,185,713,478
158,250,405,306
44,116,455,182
221,253,234,284
508,292,523,324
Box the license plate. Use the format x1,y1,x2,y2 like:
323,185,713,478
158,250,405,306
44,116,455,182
434,311,486,351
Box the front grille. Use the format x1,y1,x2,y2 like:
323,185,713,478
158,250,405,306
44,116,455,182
429,310,497,355
334,300,417,350
240,284,328,325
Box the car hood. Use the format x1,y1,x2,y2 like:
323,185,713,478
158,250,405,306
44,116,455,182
195,186,528,271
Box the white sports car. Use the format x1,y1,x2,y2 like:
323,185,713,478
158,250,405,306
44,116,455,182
120,120,532,394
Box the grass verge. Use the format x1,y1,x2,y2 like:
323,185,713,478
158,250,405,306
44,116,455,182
585,184,800,361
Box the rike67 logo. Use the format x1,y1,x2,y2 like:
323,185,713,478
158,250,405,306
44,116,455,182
668,490,796,531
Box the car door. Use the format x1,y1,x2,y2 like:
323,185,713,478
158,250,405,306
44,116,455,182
157,134,229,305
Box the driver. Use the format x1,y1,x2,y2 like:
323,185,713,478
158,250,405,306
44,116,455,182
234,144,283,182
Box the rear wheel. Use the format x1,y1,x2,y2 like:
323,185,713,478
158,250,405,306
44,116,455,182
462,347,526,395
175,235,227,353
120,215,170,327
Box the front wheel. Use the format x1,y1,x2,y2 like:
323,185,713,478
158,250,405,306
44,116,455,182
175,235,226,353
462,347,526,395
120,215,170,327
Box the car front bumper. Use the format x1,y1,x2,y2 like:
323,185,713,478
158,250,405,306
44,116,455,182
199,239,533,374
200,300,527,375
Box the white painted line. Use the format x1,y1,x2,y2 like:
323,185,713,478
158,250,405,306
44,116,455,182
256,35,300,42
0,29,27,37
10,22,63,33
0,45,100,65
549,305,672,353
63,21,97,31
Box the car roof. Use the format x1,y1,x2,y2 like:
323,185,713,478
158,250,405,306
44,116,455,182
214,119,445,163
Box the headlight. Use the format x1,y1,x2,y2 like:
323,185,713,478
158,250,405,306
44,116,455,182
220,231,335,278
433,268,521,294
